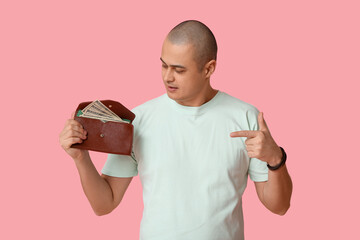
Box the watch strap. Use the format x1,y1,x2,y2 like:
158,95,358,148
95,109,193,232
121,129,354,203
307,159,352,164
267,147,287,171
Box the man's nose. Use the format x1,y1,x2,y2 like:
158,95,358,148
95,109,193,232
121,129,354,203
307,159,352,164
164,68,175,82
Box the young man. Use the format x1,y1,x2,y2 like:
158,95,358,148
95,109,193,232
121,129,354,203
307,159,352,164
59,20,292,240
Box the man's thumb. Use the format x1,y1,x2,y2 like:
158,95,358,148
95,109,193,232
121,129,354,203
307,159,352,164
258,112,268,131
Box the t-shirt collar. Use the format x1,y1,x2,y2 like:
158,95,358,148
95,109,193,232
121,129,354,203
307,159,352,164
167,90,222,116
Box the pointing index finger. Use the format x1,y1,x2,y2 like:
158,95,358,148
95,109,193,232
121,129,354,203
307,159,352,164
230,130,258,138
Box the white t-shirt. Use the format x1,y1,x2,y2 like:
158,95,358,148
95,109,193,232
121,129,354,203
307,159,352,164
102,90,268,240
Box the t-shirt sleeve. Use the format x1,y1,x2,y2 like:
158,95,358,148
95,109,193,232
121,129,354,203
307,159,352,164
249,157,268,182
246,107,269,182
102,106,141,178
101,150,138,177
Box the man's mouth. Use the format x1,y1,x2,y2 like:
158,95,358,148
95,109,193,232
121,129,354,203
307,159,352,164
167,85,178,91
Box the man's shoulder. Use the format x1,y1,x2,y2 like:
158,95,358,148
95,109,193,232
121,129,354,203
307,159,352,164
219,91,259,114
218,91,260,129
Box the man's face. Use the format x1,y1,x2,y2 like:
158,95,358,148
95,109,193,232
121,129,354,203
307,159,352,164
161,39,208,106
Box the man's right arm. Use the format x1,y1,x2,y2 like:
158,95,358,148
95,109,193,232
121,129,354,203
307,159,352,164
59,115,132,216
73,151,133,216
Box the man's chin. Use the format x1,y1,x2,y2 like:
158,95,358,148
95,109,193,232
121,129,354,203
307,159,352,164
166,91,183,102
166,91,177,99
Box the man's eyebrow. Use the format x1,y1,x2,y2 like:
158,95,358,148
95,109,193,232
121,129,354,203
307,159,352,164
160,58,186,69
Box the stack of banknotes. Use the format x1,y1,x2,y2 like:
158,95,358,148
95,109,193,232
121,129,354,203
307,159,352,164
77,100,130,123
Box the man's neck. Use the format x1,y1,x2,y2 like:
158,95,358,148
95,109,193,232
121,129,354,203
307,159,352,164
176,87,218,107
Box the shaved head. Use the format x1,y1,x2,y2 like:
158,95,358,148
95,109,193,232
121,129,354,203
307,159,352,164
166,20,218,71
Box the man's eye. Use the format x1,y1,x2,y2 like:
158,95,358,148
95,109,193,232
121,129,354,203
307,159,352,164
175,69,185,73
162,64,168,69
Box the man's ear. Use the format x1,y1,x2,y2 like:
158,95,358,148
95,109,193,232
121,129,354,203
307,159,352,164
204,60,216,78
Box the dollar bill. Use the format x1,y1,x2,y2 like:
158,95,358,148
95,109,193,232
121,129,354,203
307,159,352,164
78,100,129,123
83,100,118,117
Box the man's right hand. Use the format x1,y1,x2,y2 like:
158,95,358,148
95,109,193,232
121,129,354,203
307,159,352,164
59,112,88,160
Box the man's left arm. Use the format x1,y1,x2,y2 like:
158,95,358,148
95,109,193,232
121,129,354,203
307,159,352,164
230,112,293,215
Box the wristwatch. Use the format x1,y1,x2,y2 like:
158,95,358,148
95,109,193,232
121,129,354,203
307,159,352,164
267,147,287,171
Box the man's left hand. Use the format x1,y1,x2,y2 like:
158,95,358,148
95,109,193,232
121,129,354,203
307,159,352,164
230,112,282,166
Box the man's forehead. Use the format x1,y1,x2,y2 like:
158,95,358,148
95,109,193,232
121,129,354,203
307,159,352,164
161,39,196,65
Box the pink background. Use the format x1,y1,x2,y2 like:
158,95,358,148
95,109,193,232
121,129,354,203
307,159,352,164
1,0,359,239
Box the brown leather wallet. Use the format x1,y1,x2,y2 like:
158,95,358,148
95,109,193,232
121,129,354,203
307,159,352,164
71,100,135,155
